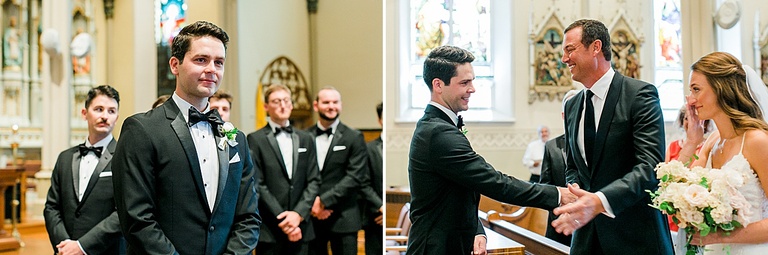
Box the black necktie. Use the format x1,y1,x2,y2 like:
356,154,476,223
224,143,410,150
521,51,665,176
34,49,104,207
78,144,103,158
584,90,596,165
188,107,224,127
275,126,293,135
316,128,333,137
456,115,464,130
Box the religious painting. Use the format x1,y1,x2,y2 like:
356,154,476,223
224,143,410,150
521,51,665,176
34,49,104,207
608,11,643,79
529,11,572,104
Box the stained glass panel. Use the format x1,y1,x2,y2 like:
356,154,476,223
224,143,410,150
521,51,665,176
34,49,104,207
156,0,187,97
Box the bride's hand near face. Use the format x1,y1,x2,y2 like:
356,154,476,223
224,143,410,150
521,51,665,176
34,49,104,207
685,95,705,146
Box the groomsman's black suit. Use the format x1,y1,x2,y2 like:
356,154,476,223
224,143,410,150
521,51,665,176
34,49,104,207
407,105,560,255
112,99,261,255
563,72,672,255
306,122,368,254
539,134,570,246
44,139,124,255
360,136,383,255
247,125,320,253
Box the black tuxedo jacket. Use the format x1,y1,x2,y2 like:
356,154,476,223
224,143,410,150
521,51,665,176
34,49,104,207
246,125,320,243
539,134,570,246
563,72,672,254
306,122,368,233
44,139,123,255
360,137,383,225
112,100,261,255
406,105,559,255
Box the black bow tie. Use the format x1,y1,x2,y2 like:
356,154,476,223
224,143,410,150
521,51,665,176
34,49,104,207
456,115,464,130
275,126,293,135
316,128,333,137
78,144,103,158
188,107,224,127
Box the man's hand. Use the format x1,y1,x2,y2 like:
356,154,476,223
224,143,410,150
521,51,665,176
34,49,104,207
311,196,333,219
472,235,487,255
533,160,541,167
287,226,303,242
557,186,578,206
552,183,604,235
56,240,84,255
375,205,384,225
277,211,302,234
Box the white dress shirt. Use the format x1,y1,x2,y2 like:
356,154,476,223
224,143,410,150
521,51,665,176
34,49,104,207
315,119,339,171
577,68,616,218
522,139,546,175
172,94,219,212
78,134,113,201
268,119,294,179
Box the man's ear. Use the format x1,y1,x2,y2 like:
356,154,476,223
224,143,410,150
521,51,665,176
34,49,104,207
432,78,443,93
592,40,602,56
169,57,180,75
81,108,88,120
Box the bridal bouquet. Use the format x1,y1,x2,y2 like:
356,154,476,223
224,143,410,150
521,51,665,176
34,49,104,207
648,160,753,255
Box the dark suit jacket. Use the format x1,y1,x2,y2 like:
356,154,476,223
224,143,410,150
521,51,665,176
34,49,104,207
112,100,261,255
539,134,570,246
44,139,123,255
247,125,320,243
563,72,672,255
306,122,368,233
406,105,560,255
360,137,383,225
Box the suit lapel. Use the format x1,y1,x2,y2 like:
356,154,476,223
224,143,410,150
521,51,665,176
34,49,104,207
167,101,211,214
567,92,589,172
591,74,622,171
70,151,81,199
79,139,116,205
213,135,229,211
324,124,345,170
266,130,289,180
291,132,300,182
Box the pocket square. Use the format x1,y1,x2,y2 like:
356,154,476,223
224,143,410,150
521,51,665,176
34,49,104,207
229,153,241,163
298,148,307,153
332,145,346,151
99,172,112,177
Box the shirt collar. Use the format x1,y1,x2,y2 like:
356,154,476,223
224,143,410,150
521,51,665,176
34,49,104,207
85,134,113,147
268,118,290,131
317,119,340,134
172,93,211,123
429,101,460,126
587,68,614,100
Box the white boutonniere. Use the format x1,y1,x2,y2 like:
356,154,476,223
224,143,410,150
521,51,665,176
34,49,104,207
217,122,239,150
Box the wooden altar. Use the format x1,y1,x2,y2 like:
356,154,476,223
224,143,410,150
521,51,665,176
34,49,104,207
0,167,23,251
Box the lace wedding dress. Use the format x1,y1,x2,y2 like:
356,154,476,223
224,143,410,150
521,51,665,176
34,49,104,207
702,135,768,255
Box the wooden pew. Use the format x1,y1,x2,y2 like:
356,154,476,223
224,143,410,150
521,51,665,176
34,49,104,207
480,210,569,255
479,196,549,235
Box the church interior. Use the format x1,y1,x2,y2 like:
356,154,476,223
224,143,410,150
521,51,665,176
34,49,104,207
0,0,767,254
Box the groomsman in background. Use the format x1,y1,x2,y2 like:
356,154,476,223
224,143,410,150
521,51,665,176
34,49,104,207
307,87,369,255
539,90,578,246
209,90,233,122
44,85,124,255
248,84,320,255
522,125,549,183
360,102,383,255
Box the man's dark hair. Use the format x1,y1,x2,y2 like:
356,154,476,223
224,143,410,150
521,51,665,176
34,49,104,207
422,45,475,91
171,20,229,63
86,85,120,108
376,102,383,120
564,19,611,61
211,90,234,106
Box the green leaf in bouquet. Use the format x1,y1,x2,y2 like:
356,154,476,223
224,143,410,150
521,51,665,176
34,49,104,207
661,174,670,182
698,223,711,236
699,177,709,188
720,222,735,231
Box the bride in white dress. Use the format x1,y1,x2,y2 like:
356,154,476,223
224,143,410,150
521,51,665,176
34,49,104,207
678,52,768,255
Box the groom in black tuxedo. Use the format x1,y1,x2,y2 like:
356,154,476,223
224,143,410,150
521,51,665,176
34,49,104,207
44,85,124,255
112,21,260,255
552,19,672,255
406,45,573,255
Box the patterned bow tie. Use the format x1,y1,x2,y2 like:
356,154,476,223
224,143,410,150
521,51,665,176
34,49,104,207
275,126,293,135
456,115,465,130
316,128,333,137
188,107,224,127
78,144,103,158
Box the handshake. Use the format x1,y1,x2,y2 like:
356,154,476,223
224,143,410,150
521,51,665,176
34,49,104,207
553,183,605,236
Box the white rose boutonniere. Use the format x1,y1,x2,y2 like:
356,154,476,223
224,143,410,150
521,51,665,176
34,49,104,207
217,122,239,150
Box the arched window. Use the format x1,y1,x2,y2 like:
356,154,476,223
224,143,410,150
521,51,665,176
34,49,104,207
653,0,684,121
155,0,187,97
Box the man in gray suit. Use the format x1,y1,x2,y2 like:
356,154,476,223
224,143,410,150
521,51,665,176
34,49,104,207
552,19,672,255
45,85,124,255
406,45,574,255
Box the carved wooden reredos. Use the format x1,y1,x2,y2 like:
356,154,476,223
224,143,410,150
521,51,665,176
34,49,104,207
258,56,313,129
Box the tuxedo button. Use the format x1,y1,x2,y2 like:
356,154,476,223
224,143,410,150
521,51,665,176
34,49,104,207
209,226,215,232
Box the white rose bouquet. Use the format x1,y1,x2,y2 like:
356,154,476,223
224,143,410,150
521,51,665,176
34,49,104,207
648,160,753,255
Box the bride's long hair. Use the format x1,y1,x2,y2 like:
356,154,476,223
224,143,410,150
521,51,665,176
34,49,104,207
691,52,768,132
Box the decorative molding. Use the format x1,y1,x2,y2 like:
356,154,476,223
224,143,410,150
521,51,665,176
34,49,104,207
528,7,574,104
103,0,114,19
307,0,318,14
386,129,539,152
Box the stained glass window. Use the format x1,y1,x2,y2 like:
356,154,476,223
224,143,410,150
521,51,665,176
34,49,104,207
156,0,187,97
409,0,493,110
654,0,684,121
